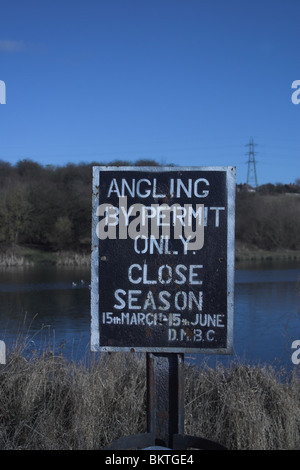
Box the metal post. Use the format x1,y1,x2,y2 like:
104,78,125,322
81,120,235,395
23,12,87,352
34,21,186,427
103,351,227,450
146,352,184,448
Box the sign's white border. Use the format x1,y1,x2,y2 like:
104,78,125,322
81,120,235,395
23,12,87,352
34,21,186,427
91,166,235,354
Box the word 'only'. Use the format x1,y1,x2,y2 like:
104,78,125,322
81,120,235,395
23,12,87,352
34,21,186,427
96,196,205,251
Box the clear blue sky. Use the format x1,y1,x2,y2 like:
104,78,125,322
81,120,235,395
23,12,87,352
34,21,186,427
1,0,300,185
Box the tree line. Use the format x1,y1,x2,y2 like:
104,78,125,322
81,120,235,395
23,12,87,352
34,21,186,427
0,159,299,252
0,159,161,251
235,187,300,250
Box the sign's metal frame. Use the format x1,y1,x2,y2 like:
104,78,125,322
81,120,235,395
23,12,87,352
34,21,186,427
91,166,235,355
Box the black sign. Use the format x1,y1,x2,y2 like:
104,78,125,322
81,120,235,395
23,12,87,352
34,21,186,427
91,166,235,354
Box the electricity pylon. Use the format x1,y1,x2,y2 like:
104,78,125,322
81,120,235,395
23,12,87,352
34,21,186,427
246,137,258,189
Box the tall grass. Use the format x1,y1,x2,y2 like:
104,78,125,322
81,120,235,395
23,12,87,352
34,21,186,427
0,253,32,267
0,349,299,450
184,362,300,450
54,251,91,266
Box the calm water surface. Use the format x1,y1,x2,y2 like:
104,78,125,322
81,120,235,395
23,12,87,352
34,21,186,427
0,260,299,369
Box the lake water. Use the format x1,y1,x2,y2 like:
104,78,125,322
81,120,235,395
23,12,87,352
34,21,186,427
0,260,299,370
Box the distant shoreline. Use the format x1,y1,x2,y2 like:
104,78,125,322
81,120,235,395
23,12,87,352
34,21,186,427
235,248,300,263
0,247,90,267
1,245,300,267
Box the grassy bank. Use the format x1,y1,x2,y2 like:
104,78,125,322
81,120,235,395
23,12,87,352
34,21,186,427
0,350,299,450
235,242,300,263
1,244,300,267
0,246,91,267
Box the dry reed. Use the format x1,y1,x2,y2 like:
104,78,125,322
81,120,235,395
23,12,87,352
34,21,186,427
0,349,299,450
